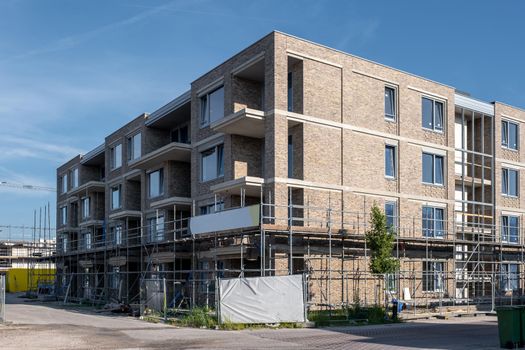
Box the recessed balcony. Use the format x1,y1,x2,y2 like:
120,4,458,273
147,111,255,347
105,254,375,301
210,108,265,138
68,181,105,196
210,176,264,197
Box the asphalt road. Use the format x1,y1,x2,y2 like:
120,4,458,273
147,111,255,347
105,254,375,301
0,294,501,349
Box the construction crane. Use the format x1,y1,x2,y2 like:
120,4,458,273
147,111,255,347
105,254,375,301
0,181,56,192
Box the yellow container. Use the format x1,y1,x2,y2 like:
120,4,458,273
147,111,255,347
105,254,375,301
5,268,55,292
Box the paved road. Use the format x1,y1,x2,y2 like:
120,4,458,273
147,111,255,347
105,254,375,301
0,294,501,349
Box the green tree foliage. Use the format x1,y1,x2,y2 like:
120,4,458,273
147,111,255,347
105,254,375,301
365,204,400,274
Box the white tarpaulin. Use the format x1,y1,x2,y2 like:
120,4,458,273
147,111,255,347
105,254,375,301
219,274,305,324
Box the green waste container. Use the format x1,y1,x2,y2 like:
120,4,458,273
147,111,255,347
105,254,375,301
518,306,525,347
496,306,521,349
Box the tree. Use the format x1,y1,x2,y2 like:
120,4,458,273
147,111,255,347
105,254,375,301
365,204,399,274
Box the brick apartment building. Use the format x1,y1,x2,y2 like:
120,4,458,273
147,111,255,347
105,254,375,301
56,31,525,311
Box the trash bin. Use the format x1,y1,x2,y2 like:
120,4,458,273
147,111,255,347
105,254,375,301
518,306,525,347
391,298,398,320
496,306,521,349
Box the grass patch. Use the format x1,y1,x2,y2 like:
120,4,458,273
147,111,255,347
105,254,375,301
177,307,217,329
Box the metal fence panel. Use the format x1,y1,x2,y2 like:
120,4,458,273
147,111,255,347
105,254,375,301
0,275,5,322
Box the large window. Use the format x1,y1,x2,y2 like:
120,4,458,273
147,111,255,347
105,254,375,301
423,261,444,292
171,125,189,144
60,206,67,226
422,152,444,185
110,224,122,245
500,263,519,291
110,144,122,169
111,185,121,210
127,133,141,161
147,215,165,242
148,169,164,198
502,120,519,150
502,215,519,244
422,206,445,238
287,72,293,112
201,144,224,182
200,201,225,215
385,145,396,178
83,231,92,250
61,174,68,194
422,97,444,132
288,135,294,178
81,197,90,219
502,168,519,197
200,86,224,126
385,86,396,120
385,202,397,232
71,168,79,189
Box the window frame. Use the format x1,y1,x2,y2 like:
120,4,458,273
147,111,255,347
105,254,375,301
110,185,122,210
422,206,445,238
127,132,141,161
422,97,445,133
110,143,122,170
71,168,79,189
502,167,519,197
288,134,294,178
81,196,90,219
384,86,397,121
287,71,293,112
385,144,396,179
61,174,68,194
147,215,165,242
200,85,225,127
423,261,445,292
500,263,519,291
148,168,164,198
422,152,445,186
385,201,397,233
200,201,225,215
502,119,519,151
200,144,224,182
502,215,520,244
60,206,68,226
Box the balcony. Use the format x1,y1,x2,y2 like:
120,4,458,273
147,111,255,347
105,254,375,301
129,142,191,170
68,181,105,196
210,108,265,138
189,204,260,235
210,176,264,197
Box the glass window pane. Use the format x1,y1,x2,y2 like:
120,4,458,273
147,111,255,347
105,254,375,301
434,101,444,131
435,208,444,237
502,216,509,242
114,144,122,168
385,202,396,231
502,169,509,194
435,155,444,185
422,207,433,237
385,87,395,118
133,133,141,160
509,169,518,196
209,86,224,123
288,135,294,178
149,170,162,197
385,146,395,177
288,72,293,112
422,153,433,183
509,122,518,150
422,98,434,129
502,121,509,147
200,95,208,125
202,149,217,181
510,216,519,243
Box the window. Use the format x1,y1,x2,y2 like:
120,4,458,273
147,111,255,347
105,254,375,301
502,120,519,150
287,72,293,112
148,169,164,198
71,168,79,188
62,235,68,253
171,125,189,144
110,225,122,245
81,197,90,219
147,215,165,242
500,263,519,291
422,206,445,238
422,97,444,132
110,144,122,169
423,261,444,292
127,133,141,161
502,215,519,244
201,144,224,181
111,266,120,290
200,86,224,126
60,206,67,226
385,87,396,120
200,201,224,215
386,273,397,292
84,231,92,250
61,174,68,194
385,202,397,232
111,185,121,210
422,152,444,185
502,168,519,197
288,135,294,178
385,145,396,178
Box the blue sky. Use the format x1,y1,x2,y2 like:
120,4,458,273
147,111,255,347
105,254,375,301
0,0,524,239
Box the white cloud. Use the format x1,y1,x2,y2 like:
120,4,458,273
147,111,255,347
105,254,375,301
0,135,84,162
